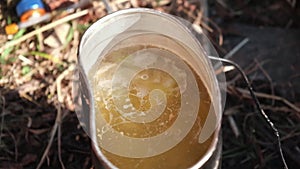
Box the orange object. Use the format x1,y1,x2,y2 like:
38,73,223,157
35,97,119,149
20,8,46,22
5,23,19,35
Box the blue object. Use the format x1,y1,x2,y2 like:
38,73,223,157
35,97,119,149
16,0,45,17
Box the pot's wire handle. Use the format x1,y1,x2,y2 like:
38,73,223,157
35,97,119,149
209,56,289,169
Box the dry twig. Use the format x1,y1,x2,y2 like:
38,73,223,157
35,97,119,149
228,115,240,137
254,59,275,105
261,105,296,114
0,96,5,145
36,104,62,169
57,104,66,169
36,65,75,169
214,38,249,69
182,8,214,33
232,86,300,113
